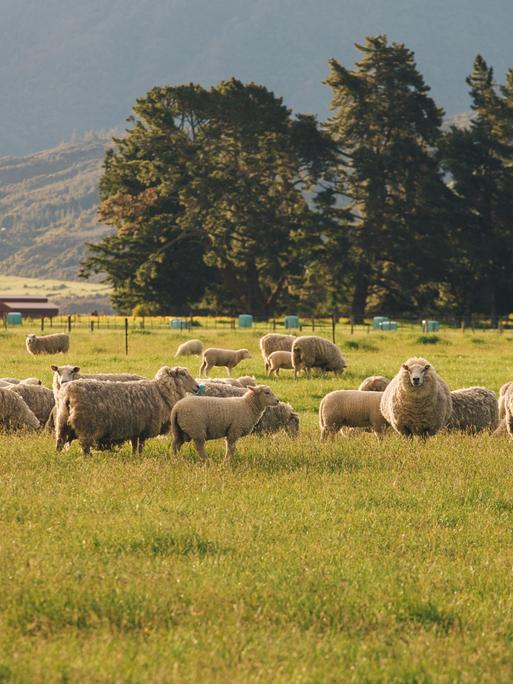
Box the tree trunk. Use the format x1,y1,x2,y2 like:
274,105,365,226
351,269,369,324
490,288,498,329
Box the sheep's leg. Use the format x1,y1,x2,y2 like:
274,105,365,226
224,437,237,460
265,361,270,375
199,359,206,377
138,439,145,456
193,438,208,459
320,425,336,441
79,439,92,456
172,432,184,455
226,366,232,377
131,437,139,455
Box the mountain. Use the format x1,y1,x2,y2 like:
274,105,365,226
0,132,112,280
1,0,512,156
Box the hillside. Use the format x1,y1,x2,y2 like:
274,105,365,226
0,133,113,281
1,0,512,156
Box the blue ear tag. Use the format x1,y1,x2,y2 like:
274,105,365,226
196,384,206,396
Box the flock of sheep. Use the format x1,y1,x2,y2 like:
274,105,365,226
0,330,510,458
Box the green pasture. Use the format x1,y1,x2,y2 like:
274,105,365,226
1,325,513,682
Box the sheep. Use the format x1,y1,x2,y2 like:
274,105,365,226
259,333,296,364
203,376,256,388
199,348,251,377
26,333,69,355
319,390,388,440
358,375,391,392
265,351,293,377
171,385,279,459
446,387,499,432
500,383,513,439
8,384,55,425
0,388,40,432
0,377,42,385
291,336,347,378
197,381,299,436
175,339,203,357
498,381,513,421
55,366,199,455
380,357,452,437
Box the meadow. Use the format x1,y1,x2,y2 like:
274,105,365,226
2,324,513,682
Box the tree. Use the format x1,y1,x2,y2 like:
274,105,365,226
324,35,451,322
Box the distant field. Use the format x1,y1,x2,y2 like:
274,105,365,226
2,326,513,681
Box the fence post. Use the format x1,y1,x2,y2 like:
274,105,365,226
67,315,72,333
40,316,44,331
331,314,336,344
90,320,94,333
50,317,53,328
350,316,354,335
125,318,129,355
272,319,276,331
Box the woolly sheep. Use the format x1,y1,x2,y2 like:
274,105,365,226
171,385,279,459
380,357,452,437
199,348,251,377
175,339,203,357
259,333,296,364
0,377,42,385
55,366,198,455
26,333,69,355
446,387,499,432
204,376,256,388
500,383,513,439
291,336,347,378
8,384,55,425
358,375,391,392
0,387,40,432
266,351,293,377
198,381,299,436
319,390,388,440
498,381,513,421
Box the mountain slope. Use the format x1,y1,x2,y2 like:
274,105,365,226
1,0,512,155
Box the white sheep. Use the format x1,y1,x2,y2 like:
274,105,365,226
498,381,512,421
500,383,513,439
0,387,40,431
259,333,296,364
319,390,388,439
446,387,498,432
26,333,69,355
0,377,42,385
175,339,203,357
55,366,198,455
171,385,279,459
8,384,55,425
265,351,293,377
291,336,347,378
199,348,251,377
380,357,452,437
203,376,257,388
358,375,391,392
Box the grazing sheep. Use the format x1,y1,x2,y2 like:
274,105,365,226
198,381,298,436
235,376,257,387
319,390,388,440
0,388,40,432
175,339,203,357
380,357,452,437
7,384,55,425
0,377,42,386
51,365,145,397
498,381,513,421
203,376,257,388
26,333,69,355
55,366,199,455
358,375,391,392
266,351,293,377
291,336,347,378
199,348,251,377
446,387,499,432
171,385,279,459
259,333,296,364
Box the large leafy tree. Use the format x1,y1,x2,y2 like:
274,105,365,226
324,35,451,321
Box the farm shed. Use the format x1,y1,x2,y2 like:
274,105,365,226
0,295,59,319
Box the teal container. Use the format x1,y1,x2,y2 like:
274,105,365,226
238,314,253,328
423,320,440,332
380,321,398,331
284,315,300,329
170,318,186,330
6,312,22,325
372,316,388,330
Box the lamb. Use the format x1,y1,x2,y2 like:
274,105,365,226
203,376,256,388
8,384,55,425
197,381,299,436
26,333,69,355
259,333,296,364
199,348,251,377
55,366,199,455
380,357,452,437
175,339,203,357
319,390,388,440
446,387,498,432
291,336,347,378
266,351,293,377
0,387,40,432
0,377,42,385
358,375,391,392
171,385,279,459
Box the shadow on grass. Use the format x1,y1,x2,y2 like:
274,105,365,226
93,530,231,558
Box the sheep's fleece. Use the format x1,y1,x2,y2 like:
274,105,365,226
26,333,69,355
0,387,40,431
446,387,498,432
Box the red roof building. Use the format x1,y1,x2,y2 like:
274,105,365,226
0,295,59,318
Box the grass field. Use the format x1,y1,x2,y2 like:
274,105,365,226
2,325,513,682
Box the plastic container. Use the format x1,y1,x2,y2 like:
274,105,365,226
284,315,300,329
379,321,398,331
170,318,187,330
238,314,253,328
372,316,389,329
6,312,22,325
422,320,440,332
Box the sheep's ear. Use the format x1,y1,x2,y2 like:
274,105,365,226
423,364,431,372
402,364,410,371
247,385,256,392
73,366,80,373
50,365,58,372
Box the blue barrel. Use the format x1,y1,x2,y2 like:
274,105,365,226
423,320,440,332
284,315,300,329
238,314,253,328
380,321,398,331
372,316,388,329
6,312,22,325
170,318,186,330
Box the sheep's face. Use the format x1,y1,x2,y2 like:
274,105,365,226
240,349,251,360
402,362,431,387
248,385,279,407
51,364,80,386
26,334,36,343
163,366,200,394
